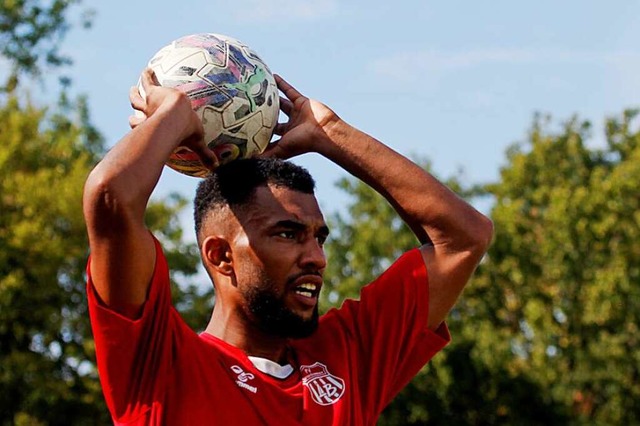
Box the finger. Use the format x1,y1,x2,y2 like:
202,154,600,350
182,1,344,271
260,140,283,158
273,122,287,136
130,86,146,110
275,74,304,102
129,113,146,129
261,139,296,160
279,96,293,116
187,141,219,171
140,68,160,93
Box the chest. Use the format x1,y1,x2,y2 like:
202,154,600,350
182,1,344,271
162,342,368,426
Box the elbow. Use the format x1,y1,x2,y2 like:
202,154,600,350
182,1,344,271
83,167,137,230
443,209,493,260
84,168,113,215
468,214,494,257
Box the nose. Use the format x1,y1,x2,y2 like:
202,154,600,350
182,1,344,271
299,237,327,271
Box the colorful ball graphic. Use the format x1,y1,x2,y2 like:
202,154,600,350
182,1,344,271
140,33,279,177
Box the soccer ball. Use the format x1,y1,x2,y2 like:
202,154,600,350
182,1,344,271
140,33,279,177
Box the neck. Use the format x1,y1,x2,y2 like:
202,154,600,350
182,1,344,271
205,304,290,365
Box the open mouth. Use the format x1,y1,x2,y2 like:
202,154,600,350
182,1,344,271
293,282,319,299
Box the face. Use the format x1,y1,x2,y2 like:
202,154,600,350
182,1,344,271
231,184,329,339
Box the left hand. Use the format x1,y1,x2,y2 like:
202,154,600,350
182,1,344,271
129,68,217,170
261,75,340,159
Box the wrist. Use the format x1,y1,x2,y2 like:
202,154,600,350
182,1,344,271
315,117,351,155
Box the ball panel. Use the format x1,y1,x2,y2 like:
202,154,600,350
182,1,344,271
174,34,228,68
166,147,209,178
142,33,279,178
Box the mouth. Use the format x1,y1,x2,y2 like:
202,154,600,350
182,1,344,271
289,276,322,308
293,282,320,299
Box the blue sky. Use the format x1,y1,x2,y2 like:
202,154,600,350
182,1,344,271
57,1,640,229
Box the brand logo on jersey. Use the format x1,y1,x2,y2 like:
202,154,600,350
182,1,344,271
300,362,345,406
231,365,257,393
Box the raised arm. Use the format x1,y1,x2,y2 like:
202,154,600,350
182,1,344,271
83,69,214,318
265,75,493,330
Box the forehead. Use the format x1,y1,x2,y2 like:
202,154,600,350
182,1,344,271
242,184,325,228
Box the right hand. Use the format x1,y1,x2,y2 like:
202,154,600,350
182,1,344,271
261,74,341,160
128,68,217,169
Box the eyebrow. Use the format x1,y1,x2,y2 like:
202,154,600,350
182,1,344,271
273,220,330,237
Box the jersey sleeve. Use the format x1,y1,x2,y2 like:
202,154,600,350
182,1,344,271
86,236,177,422
338,249,450,416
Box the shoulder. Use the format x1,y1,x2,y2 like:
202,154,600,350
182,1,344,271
310,248,428,333
361,248,428,298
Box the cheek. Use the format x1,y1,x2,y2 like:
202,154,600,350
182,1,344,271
231,236,298,291
235,257,263,284
236,242,289,279
232,237,262,276
233,248,274,288
238,257,290,299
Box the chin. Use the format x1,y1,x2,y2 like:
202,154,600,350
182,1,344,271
244,285,319,339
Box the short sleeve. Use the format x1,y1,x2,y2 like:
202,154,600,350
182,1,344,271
337,249,450,416
86,236,177,422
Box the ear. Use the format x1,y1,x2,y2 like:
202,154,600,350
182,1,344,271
202,236,234,276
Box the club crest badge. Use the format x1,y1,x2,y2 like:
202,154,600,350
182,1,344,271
300,362,346,406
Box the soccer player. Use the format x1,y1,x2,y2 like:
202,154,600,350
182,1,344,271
82,68,493,424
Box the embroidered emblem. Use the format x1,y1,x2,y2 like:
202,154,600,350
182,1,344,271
231,365,258,393
300,362,345,406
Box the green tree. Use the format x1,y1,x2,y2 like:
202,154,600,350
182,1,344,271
0,92,211,425
0,93,105,423
0,2,211,423
323,111,640,425
471,110,640,424
0,0,93,90
0,97,212,424
323,164,566,425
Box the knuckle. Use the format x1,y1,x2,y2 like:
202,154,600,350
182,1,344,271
171,90,192,107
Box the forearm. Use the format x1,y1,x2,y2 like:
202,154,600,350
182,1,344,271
273,75,492,328
84,97,191,226
82,83,200,314
316,119,491,250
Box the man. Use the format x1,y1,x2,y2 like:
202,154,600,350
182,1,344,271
83,68,493,425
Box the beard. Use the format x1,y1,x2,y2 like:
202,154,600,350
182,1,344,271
241,275,319,339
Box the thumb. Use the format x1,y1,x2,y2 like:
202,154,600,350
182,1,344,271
186,139,219,171
260,139,289,159
197,146,219,171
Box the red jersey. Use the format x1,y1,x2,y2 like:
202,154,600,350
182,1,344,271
87,238,450,425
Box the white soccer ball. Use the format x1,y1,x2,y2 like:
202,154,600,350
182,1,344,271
139,33,279,177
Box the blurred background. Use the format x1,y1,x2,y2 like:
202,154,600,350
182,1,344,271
1,1,638,424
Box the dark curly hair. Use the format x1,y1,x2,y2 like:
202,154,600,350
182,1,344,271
194,157,316,237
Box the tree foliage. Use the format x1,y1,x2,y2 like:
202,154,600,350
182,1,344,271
0,92,210,425
0,2,210,423
0,0,92,90
3,2,639,424
0,93,107,425
322,110,640,425
472,110,640,424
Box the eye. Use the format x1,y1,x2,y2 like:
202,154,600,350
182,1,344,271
277,230,296,240
316,234,328,246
